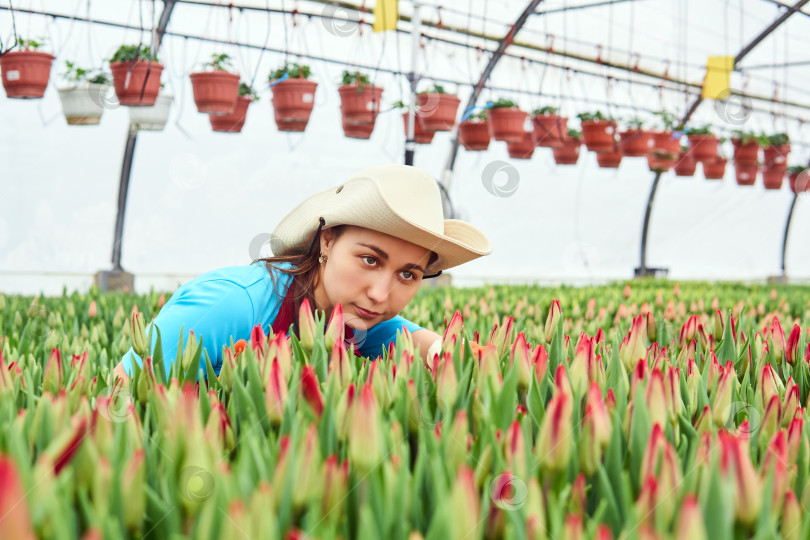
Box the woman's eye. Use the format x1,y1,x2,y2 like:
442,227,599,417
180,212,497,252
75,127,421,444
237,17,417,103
401,271,417,281
362,256,377,266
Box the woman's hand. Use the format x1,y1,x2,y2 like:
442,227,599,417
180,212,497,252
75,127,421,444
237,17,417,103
111,361,129,386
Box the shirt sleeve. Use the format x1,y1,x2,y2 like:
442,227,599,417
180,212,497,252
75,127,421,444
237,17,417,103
356,314,424,358
121,279,254,380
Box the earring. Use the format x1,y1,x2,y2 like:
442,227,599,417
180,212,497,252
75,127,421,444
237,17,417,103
319,253,328,264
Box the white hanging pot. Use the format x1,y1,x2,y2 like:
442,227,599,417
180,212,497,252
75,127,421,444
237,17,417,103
129,91,173,131
57,82,109,125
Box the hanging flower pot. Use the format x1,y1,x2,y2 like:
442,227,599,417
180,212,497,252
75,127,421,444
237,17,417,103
129,90,173,131
618,129,651,157
734,161,758,186
338,71,383,138
552,130,582,165
416,86,460,131
405,113,435,144
269,63,317,132
595,145,622,168
209,84,257,133
731,134,761,164
763,134,790,170
703,157,727,180
686,129,718,162
458,114,491,151
647,131,680,172
531,107,567,147
56,61,112,125
673,149,697,177
190,54,239,115
0,41,55,98
488,98,527,143
762,167,785,190
788,166,809,194
506,131,535,159
578,112,616,153
109,45,163,106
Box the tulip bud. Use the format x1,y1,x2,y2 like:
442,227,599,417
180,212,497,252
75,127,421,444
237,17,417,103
204,402,235,455
300,365,324,418
525,478,547,540
328,339,353,391
536,390,572,473
324,303,345,354
265,359,288,425
298,298,316,352
544,300,562,344
250,324,266,359
646,369,668,429
678,315,699,349
0,456,37,539
531,343,548,382
782,379,800,427
510,332,532,392
759,363,785,410
130,311,148,360
322,455,349,519
761,431,789,515
180,330,198,374
640,424,681,525
489,316,516,359
292,424,323,508
348,384,384,475
646,311,657,343
786,324,801,366
719,431,761,525
711,362,735,427
787,416,803,464
87,300,97,318
449,466,481,540
664,364,683,422
43,348,63,394
675,495,707,540
442,310,464,350
580,384,611,475
771,317,786,365
436,352,458,410
366,360,391,409
782,491,801,540
561,514,583,540
619,314,648,371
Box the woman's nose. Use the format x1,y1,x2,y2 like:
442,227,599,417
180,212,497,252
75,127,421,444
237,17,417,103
366,273,392,306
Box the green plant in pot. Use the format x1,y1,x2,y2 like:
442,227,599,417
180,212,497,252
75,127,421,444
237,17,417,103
487,97,526,143
577,111,616,152
0,36,55,99
338,70,382,138
531,106,566,148
618,116,651,157
56,61,112,126
109,44,163,106
416,82,460,132
189,53,240,115
268,63,317,132
209,81,257,133
685,124,719,163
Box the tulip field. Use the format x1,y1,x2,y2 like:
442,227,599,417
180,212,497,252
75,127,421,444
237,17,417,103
2,281,810,540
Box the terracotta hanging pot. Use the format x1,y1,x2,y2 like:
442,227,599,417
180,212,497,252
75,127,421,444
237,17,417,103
506,131,535,159
789,170,809,194
552,137,581,165
110,61,163,106
596,146,622,168
488,107,527,143
209,95,252,133
702,157,727,180
647,131,680,172
341,116,375,139
402,111,435,144
687,134,718,163
416,93,460,131
339,84,383,123
762,167,785,190
0,50,55,98
271,78,318,131
532,113,567,148
734,161,758,186
618,129,651,157
458,119,491,151
763,144,790,170
190,71,240,114
731,138,760,164
581,120,616,152
674,150,697,177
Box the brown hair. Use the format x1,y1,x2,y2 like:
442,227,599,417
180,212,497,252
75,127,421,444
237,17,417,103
253,224,439,338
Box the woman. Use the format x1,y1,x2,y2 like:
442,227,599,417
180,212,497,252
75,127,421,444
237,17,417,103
113,163,492,383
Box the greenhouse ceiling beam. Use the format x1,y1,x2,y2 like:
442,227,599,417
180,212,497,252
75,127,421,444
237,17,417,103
534,0,645,15
636,0,809,279
760,0,810,19
439,0,544,200
110,0,177,273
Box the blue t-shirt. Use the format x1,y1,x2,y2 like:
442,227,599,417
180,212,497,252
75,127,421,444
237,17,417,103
121,261,424,380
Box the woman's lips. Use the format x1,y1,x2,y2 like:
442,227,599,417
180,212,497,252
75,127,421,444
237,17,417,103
354,304,379,319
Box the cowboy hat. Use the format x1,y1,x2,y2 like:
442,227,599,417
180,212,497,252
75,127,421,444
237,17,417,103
270,164,492,273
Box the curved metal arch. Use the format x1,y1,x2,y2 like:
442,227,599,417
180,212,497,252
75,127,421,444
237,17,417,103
439,0,545,216
636,0,810,278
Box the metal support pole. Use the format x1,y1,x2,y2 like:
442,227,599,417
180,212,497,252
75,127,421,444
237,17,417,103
635,0,809,278
440,0,544,195
781,193,798,275
405,2,421,166
107,0,177,275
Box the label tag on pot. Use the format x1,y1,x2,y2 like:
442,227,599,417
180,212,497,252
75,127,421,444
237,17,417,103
302,93,313,103
6,70,20,81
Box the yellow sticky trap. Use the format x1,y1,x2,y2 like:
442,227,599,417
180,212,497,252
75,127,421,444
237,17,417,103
372,0,398,32
702,56,735,99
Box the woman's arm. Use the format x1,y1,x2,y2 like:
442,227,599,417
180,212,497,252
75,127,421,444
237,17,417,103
412,328,442,365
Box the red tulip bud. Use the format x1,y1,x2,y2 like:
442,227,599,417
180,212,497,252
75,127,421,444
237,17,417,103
786,324,801,366
324,303,345,354
544,300,562,344
719,431,761,525
300,365,324,418
0,456,37,539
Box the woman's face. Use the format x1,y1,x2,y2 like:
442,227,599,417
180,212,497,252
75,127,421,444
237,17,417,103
315,225,434,330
